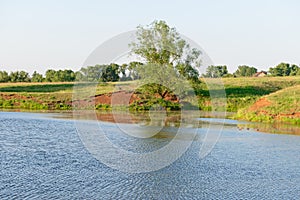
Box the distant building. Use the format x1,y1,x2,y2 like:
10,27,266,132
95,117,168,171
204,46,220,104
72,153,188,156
253,71,267,77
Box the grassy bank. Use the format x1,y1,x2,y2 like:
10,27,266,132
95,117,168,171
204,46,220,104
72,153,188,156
0,77,300,123
0,82,131,110
236,85,300,124
199,76,300,112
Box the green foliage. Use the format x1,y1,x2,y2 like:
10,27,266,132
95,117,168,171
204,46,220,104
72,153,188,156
100,63,120,82
0,71,10,82
0,98,49,110
130,20,201,99
9,71,30,82
31,71,44,82
0,83,74,92
130,20,190,65
45,69,75,82
269,63,300,76
0,99,14,108
95,104,111,110
127,62,143,80
226,96,258,112
136,64,191,99
204,65,228,78
78,63,121,82
234,65,257,77
54,103,71,110
129,98,181,111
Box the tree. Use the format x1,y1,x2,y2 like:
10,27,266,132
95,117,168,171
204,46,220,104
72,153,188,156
57,69,76,82
0,71,9,82
100,63,120,82
268,63,299,76
204,65,228,78
269,63,290,76
234,65,257,77
31,71,44,82
127,61,143,80
44,69,75,82
297,68,300,76
130,20,201,98
78,64,120,82
9,71,30,82
119,64,128,80
19,71,30,82
290,64,300,76
45,69,56,82
75,71,84,81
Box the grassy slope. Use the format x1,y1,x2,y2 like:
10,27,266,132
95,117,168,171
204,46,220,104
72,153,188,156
200,76,300,111
236,85,300,124
0,82,134,110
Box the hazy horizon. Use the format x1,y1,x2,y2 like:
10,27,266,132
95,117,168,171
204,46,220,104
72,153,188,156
1,0,300,74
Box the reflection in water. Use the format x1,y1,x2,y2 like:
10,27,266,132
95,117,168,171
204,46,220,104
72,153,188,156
237,122,300,135
72,110,233,127
70,110,300,136
73,109,207,173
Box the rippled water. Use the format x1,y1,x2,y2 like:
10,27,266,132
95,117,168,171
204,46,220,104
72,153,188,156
1,111,300,199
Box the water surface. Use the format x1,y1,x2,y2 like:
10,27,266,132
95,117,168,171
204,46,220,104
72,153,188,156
1,111,300,199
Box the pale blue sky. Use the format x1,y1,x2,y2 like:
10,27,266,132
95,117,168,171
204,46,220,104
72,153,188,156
0,0,299,74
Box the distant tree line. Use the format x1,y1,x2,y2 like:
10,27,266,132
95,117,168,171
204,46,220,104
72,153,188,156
0,69,77,83
76,62,142,82
0,62,142,83
1,62,300,83
203,63,300,78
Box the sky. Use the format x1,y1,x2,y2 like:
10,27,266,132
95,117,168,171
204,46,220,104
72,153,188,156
0,0,300,74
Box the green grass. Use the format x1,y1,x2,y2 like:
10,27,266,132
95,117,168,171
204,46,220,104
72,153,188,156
0,83,75,92
236,85,300,124
225,76,300,111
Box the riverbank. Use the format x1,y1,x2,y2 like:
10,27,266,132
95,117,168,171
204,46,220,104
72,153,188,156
236,85,300,124
1,76,300,123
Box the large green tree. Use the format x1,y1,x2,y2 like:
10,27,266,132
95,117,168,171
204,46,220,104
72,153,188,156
31,71,44,82
100,64,120,82
204,65,228,78
234,65,257,77
45,69,58,82
269,63,299,76
130,20,201,98
290,64,300,76
0,71,9,82
78,64,121,82
9,71,30,82
45,69,76,82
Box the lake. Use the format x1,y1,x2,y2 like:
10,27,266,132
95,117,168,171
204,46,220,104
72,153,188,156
1,111,300,199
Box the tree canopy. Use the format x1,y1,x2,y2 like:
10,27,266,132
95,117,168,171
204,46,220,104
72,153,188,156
31,71,44,82
204,65,228,78
234,65,257,77
130,20,202,98
45,69,76,82
0,71,9,82
9,71,30,82
269,63,300,76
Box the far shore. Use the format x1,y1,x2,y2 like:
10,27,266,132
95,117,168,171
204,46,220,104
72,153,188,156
0,76,300,124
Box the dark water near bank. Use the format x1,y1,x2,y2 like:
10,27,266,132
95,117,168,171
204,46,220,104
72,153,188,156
1,111,300,199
